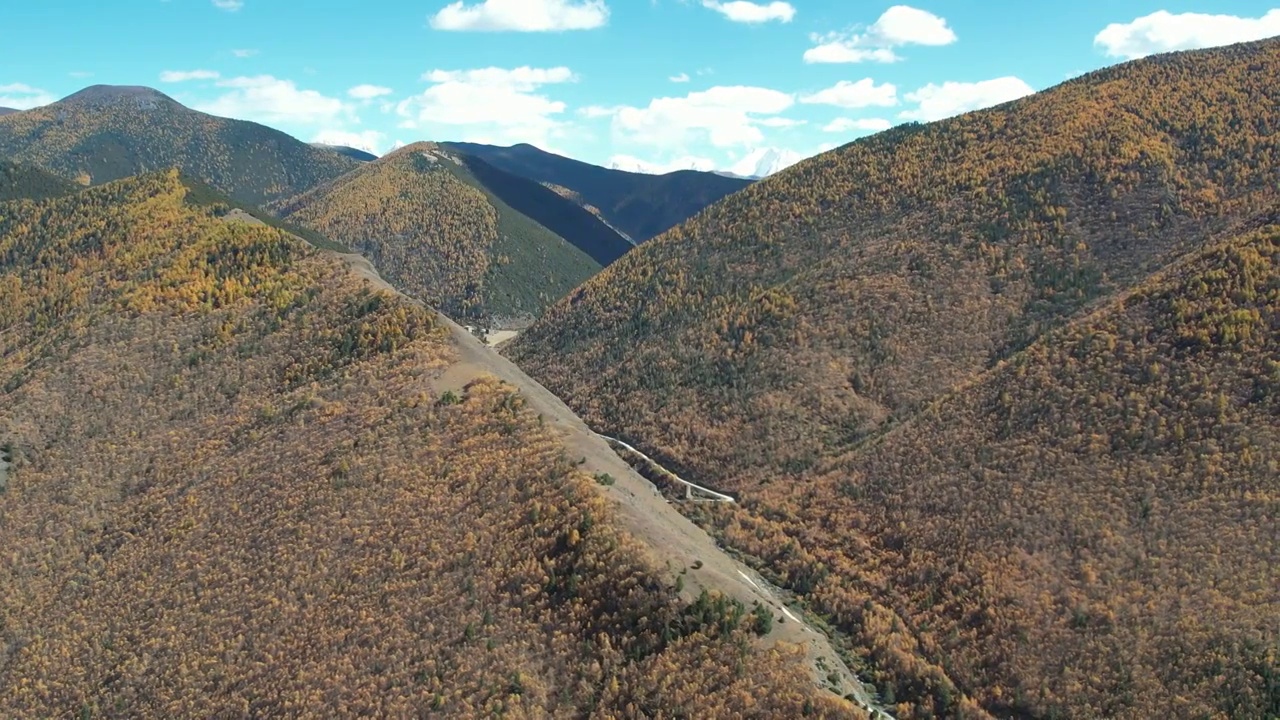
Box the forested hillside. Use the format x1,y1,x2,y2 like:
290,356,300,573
0,160,79,202
508,39,1280,718
444,141,751,242
717,222,1280,718
273,143,625,323
0,171,858,718
0,85,357,205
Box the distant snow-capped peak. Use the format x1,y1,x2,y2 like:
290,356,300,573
607,155,717,175
726,147,803,179
605,147,804,179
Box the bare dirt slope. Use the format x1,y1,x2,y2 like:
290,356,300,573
330,251,884,716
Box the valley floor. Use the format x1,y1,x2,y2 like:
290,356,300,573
333,251,888,716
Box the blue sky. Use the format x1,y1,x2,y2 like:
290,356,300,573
2,1,1278,174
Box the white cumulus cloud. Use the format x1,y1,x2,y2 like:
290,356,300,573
1094,9,1280,60
800,78,898,108
579,104,619,119
805,5,956,64
197,75,352,126
431,0,608,31
757,116,804,127
899,76,1034,122
313,129,387,155
669,72,690,83
348,84,393,100
422,66,575,87
160,70,221,83
595,85,795,150
0,83,55,110
702,0,795,24
823,117,892,133
397,65,576,146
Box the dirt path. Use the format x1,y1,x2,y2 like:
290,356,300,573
484,329,519,347
596,434,735,502
331,251,889,718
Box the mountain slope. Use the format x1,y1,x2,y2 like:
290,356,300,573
0,160,80,202
721,220,1280,719
272,143,626,323
443,141,751,243
312,142,377,162
0,171,856,718
507,39,1280,718
0,108,17,117
0,85,358,205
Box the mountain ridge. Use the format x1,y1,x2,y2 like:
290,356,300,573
272,142,628,323
312,142,378,162
443,141,752,243
0,84,359,205
506,38,1280,718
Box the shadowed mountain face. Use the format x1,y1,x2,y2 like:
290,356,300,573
443,141,751,243
312,143,378,162
0,160,80,202
508,39,1280,719
0,108,17,117
273,143,628,322
453,152,632,267
0,85,358,205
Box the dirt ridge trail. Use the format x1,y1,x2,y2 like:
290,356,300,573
330,250,889,718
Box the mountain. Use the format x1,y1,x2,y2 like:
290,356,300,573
727,147,804,179
0,170,855,718
312,142,378,162
272,142,631,323
606,148,802,180
607,156,716,174
0,159,80,202
0,84,359,205
507,39,1280,718
0,108,17,117
442,141,751,243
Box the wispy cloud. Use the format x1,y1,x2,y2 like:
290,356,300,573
198,75,352,126
348,84,393,100
899,77,1034,122
805,5,956,64
160,69,221,83
1094,9,1280,59
0,83,56,110
701,0,795,24
431,0,608,32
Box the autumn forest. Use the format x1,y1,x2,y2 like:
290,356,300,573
0,33,1276,720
